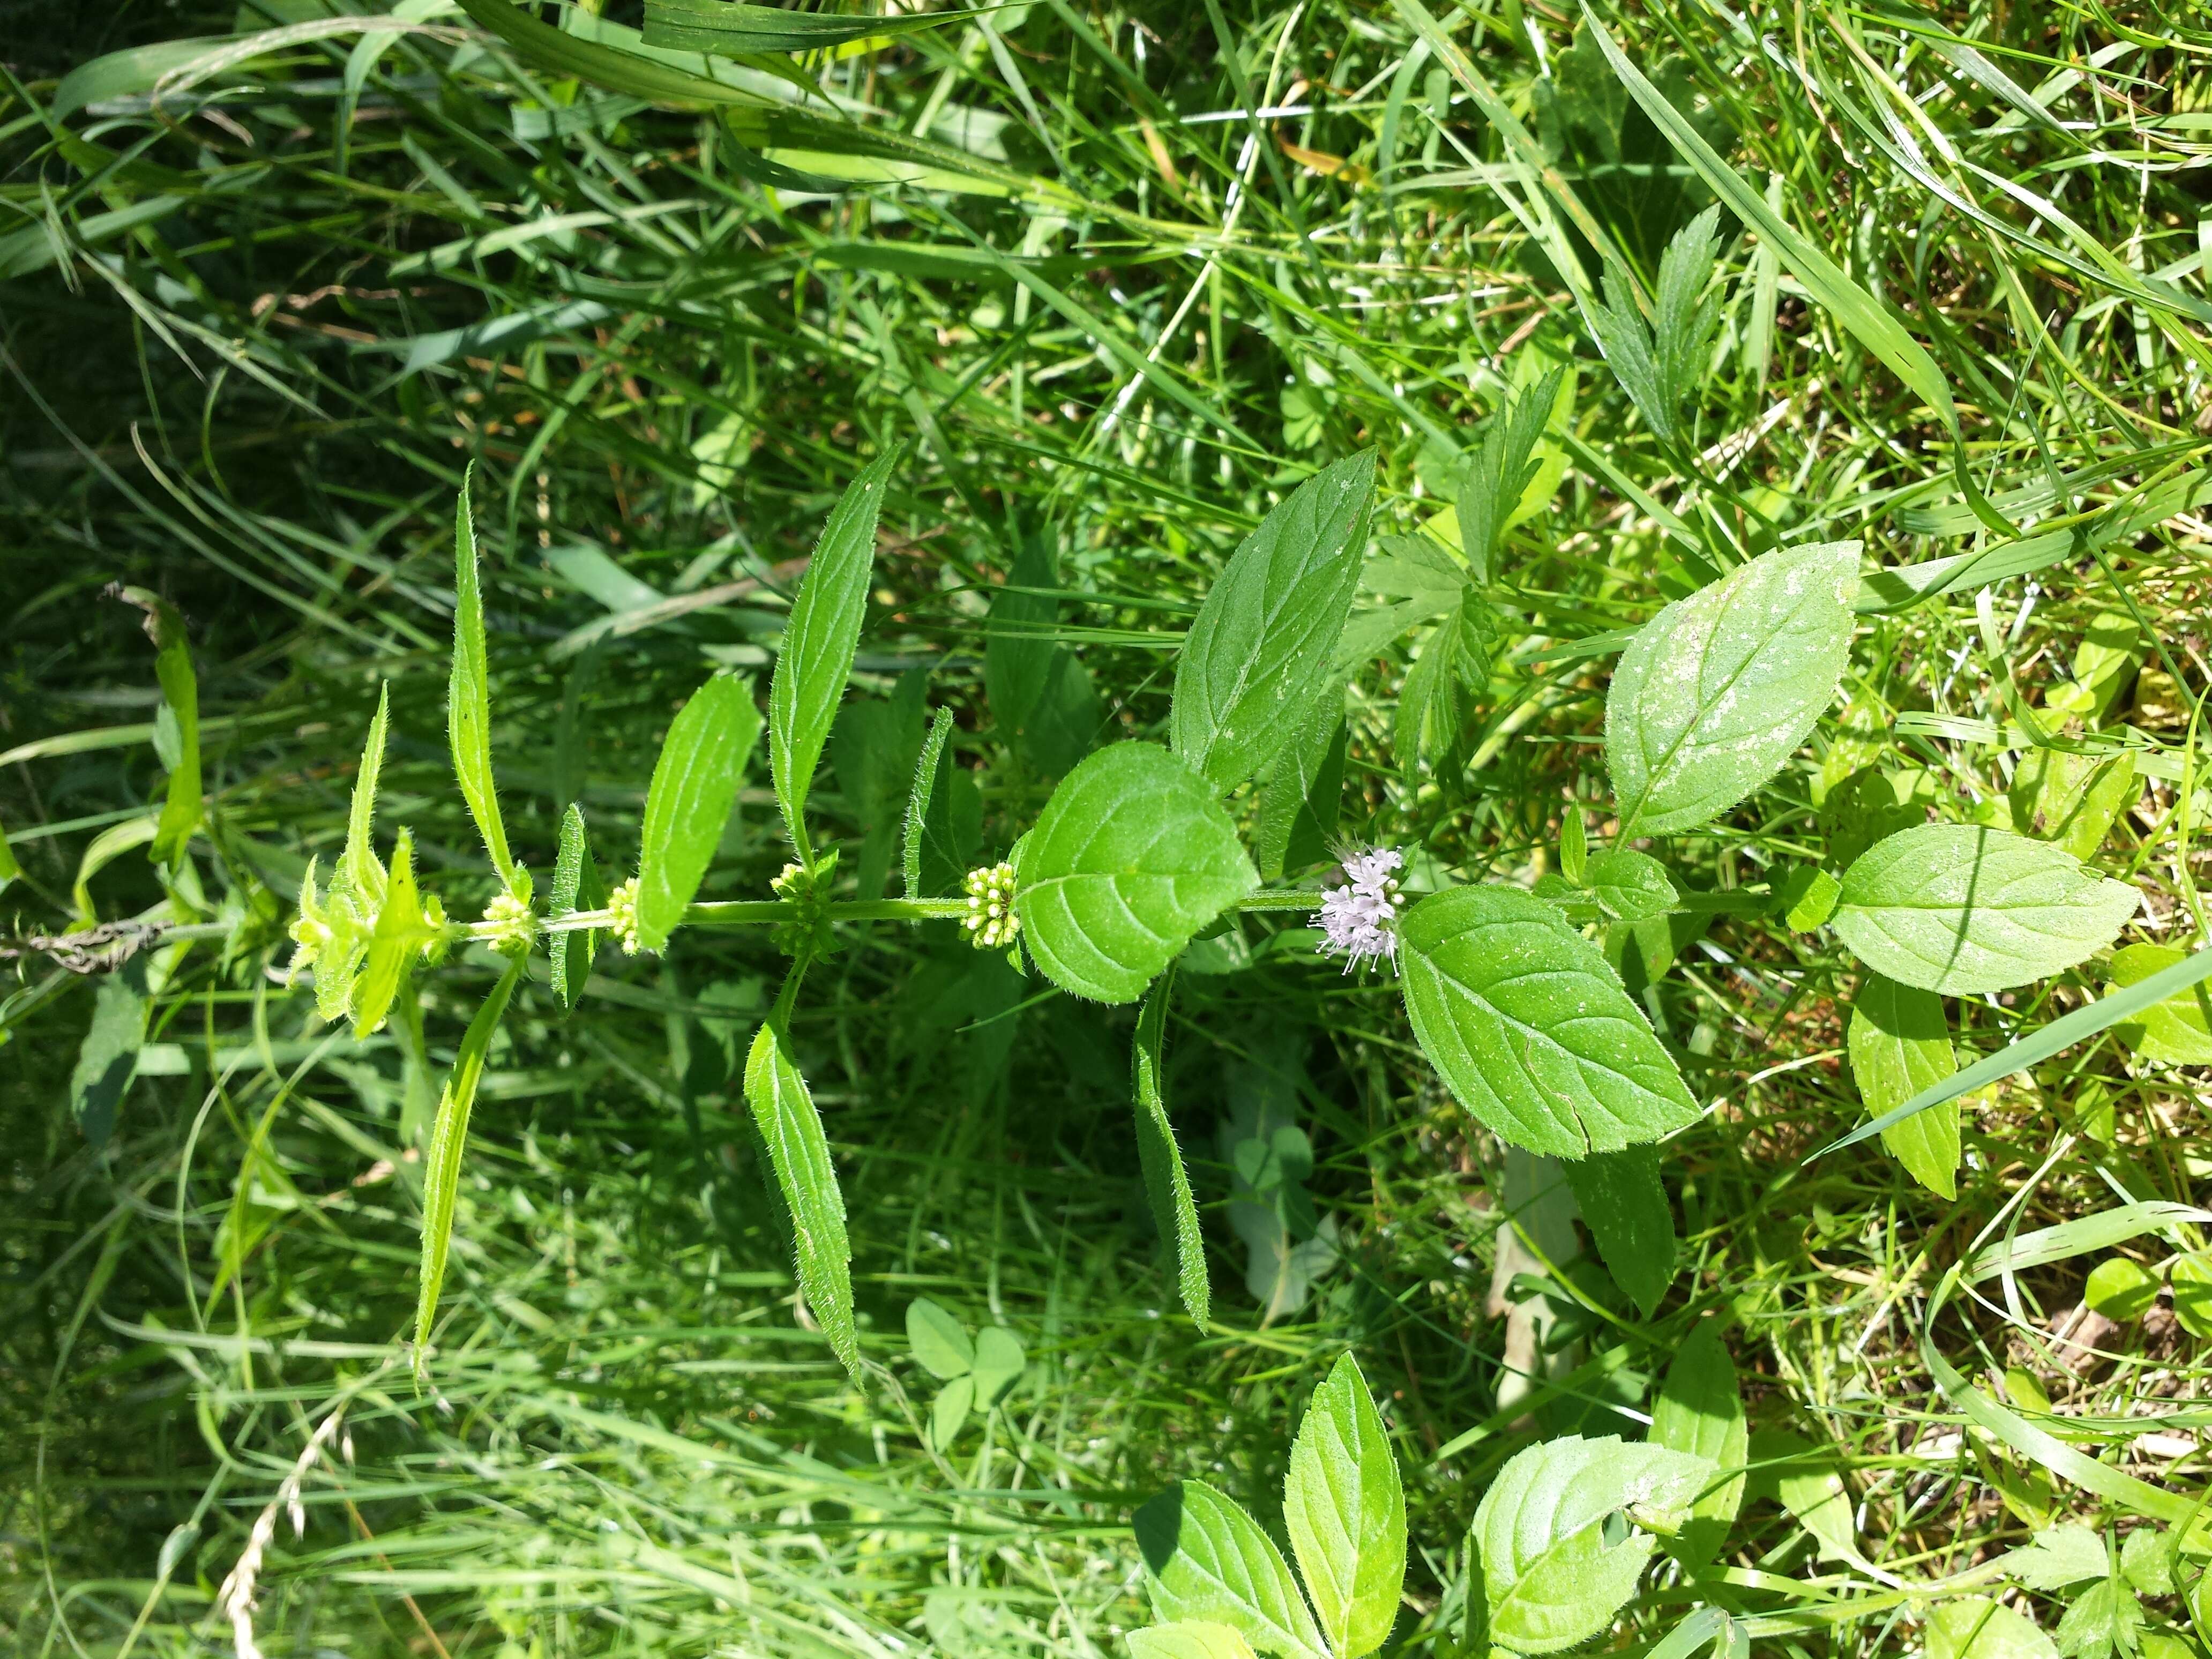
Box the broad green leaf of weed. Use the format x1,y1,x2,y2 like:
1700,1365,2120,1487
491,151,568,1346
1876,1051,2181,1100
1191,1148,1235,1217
744,1020,859,1377
1469,1435,1710,1655
1561,1144,1675,1317
769,445,898,857
1129,1625,1262,1659
1586,849,1677,924
2056,1580,2144,1659
1014,744,1257,1004
1171,452,1376,792
450,476,521,892
1848,974,1962,1199
1650,1322,1746,1566
2170,1253,2212,1339
69,956,148,1150
549,803,606,1013
2083,1259,2157,1322
1606,539,1860,838
1133,968,1209,1327
1747,1431,1857,1565
1283,1353,1405,1659
1930,1598,2061,1659
1135,1479,1327,1659
906,1297,973,1380
2011,750,2140,863
1833,825,2139,995
1398,885,1696,1159
636,671,761,952
414,956,525,1363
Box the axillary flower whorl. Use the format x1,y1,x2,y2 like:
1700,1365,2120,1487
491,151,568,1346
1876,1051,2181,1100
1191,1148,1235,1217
1317,845,1405,971
961,861,1020,950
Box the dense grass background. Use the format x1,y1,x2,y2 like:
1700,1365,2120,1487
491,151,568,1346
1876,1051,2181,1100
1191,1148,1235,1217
4,0,2209,1654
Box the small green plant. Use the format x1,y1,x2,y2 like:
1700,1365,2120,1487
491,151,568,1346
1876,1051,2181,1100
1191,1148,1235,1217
904,1297,1027,1452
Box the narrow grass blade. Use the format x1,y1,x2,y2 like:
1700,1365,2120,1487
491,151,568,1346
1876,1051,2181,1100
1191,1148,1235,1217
745,1019,860,1377
414,955,525,1367
1133,967,1208,1328
642,1,978,55
1817,942,2212,1157
451,472,520,892
1576,6,2013,537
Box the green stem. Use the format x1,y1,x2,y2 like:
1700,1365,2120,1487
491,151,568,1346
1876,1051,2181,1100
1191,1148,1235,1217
513,888,1326,941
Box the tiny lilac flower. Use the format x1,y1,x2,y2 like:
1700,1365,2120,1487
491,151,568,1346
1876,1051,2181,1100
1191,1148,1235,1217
1318,845,1406,972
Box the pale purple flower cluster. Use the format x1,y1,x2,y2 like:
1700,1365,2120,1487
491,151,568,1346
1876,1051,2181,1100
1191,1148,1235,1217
1318,846,1405,971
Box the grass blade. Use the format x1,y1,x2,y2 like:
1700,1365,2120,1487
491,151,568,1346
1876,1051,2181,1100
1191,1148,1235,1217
1817,941,2212,1157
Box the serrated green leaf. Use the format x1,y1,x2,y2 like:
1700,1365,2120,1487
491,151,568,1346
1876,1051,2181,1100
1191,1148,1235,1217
1398,885,1697,1159
1930,1598,2061,1659
1848,973,1960,1200
352,829,438,1039
1284,1353,1406,1659
1588,209,1722,450
1586,848,1677,923
2108,945,2212,1065
903,707,955,898
1129,1624,1263,1659
1172,453,1376,791
1560,1144,1675,1317
1650,1322,1746,1567
906,1297,973,1380
972,1326,1025,1404
345,683,391,907
1455,370,1561,581
1136,1480,1327,1659
1606,539,1860,837
1015,744,1258,1004
414,956,524,1365
549,804,606,1014
450,477,520,891
1134,968,1210,1327
636,672,763,952
1833,824,2140,996
769,446,899,858
1470,1434,1710,1655
2120,1527,2176,1597
2056,1579,2143,1659
744,1021,859,1377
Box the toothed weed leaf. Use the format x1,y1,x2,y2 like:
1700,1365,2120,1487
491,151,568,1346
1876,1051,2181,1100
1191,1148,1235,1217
450,475,521,893
744,1020,859,1377
635,672,763,952
1283,1354,1406,1658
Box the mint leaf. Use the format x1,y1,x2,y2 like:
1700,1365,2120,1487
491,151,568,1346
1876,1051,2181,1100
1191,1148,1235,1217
450,476,521,892
1606,539,1860,837
1586,848,1677,924
1848,973,1960,1199
1015,743,1258,1004
1650,1322,1746,1567
1172,453,1376,791
1130,1625,1262,1659
1137,1480,1326,1659
1833,824,2140,995
636,672,763,952
548,803,607,1014
1561,1144,1675,1317
1284,1354,1406,1659
744,1021,858,1377
1471,1435,1710,1655
1134,969,1210,1327
769,446,898,857
1398,885,1697,1158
